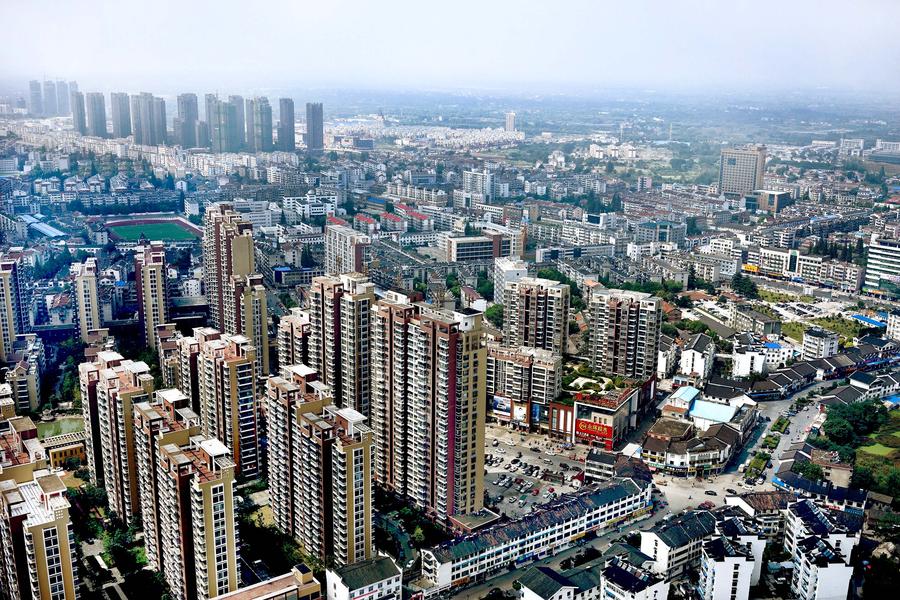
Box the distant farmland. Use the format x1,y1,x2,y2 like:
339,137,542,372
107,221,198,241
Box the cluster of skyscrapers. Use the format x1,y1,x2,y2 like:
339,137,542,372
40,81,325,154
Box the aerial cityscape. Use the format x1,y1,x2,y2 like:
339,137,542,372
1,1,900,599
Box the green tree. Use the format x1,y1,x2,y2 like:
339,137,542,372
794,461,825,482
485,304,504,328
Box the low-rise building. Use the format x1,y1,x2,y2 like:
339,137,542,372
325,555,401,600
418,478,652,596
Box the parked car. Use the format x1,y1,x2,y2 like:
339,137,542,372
704,490,718,496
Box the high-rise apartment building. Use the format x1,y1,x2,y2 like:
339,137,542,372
864,235,900,297
72,257,100,342
246,96,273,152
370,292,486,521
56,80,70,115
0,261,22,362
197,333,260,477
71,91,87,134
718,145,766,197
308,274,375,416
265,378,373,566
110,92,132,138
42,81,58,116
209,97,240,153
485,343,562,412
493,256,528,302
228,95,245,147
133,389,240,600
277,307,310,369
505,111,516,132
228,273,269,377
130,92,167,146
85,92,108,137
202,204,268,375
305,102,324,152
587,287,661,380
135,241,169,350
324,222,371,275
462,169,494,201
79,351,154,521
28,81,42,115
0,471,80,600
278,98,295,151
203,204,251,330
502,276,570,355
176,93,199,148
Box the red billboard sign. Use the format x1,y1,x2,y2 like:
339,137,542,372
575,419,612,441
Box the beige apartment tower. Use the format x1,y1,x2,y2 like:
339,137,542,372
79,351,154,521
134,390,238,600
277,307,310,369
308,274,375,416
203,204,269,376
370,292,485,522
265,377,374,566
0,262,19,362
0,472,80,600
73,257,101,342
587,287,661,380
197,333,260,477
324,222,371,275
135,241,169,350
502,276,570,355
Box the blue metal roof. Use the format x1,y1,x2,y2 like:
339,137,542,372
670,386,701,402
764,342,782,349
851,315,886,328
689,399,737,423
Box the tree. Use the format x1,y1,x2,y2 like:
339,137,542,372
794,461,825,482
485,304,504,328
730,273,759,299
411,526,425,545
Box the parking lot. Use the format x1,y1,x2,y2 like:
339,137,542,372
483,423,586,518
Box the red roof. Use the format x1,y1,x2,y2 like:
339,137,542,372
407,210,429,220
327,216,349,226
354,214,377,224
381,212,403,222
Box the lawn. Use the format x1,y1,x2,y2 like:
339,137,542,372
108,222,198,241
762,435,780,450
860,443,896,457
745,451,770,481
772,416,790,434
781,321,807,342
810,316,865,342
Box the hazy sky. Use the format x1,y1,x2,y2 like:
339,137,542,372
3,0,899,95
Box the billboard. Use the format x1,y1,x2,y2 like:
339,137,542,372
575,419,613,443
491,395,511,418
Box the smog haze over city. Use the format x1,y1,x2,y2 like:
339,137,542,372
1,2,900,600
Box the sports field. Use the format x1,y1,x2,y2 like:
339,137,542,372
108,222,198,241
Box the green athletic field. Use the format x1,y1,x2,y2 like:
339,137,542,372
108,222,198,241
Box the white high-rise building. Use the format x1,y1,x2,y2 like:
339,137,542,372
493,256,528,304
324,223,371,275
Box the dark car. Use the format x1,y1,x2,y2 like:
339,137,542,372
704,490,718,496
726,488,738,495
